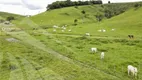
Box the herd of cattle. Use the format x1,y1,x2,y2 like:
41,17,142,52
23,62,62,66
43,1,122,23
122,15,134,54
0,24,137,78
53,25,134,39
53,25,137,78
91,47,138,78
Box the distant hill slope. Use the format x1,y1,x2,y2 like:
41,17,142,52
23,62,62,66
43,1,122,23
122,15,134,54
67,7,142,38
30,2,142,27
0,12,24,20
31,5,100,26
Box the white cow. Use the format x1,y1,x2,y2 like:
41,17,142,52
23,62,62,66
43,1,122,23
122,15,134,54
101,52,105,59
98,30,102,32
86,33,90,36
53,29,56,32
112,29,115,31
62,30,64,32
102,29,106,32
63,27,66,30
128,65,138,77
68,29,71,32
62,26,65,29
91,48,97,53
53,25,58,28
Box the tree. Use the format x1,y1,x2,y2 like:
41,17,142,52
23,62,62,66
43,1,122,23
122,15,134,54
108,1,111,4
95,13,104,22
46,0,103,10
6,16,15,21
81,10,86,23
104,9,112,18
74,19,78,25
81,10,86,15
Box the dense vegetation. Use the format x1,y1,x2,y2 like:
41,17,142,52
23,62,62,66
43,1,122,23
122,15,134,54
0,12,24,23
47,0,102,10
103,2,142,18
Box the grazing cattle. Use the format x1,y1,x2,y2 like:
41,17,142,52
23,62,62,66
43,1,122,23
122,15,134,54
68,29,71,32
53,25,58,28
102,29,106,32
91,48,97,53
53,29,56,32
101,52,105,59
62,26,65,29
128,65,138,77
86,33,90,36
98,30,102,32
128,35,134,39
111,29,115,31
63,27,66,30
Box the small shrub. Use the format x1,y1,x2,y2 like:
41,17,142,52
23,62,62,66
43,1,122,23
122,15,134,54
6,16,15,21
35,67,42,70
80,36,87,40
15,56,20,59
74,19,78,26
76,45,83,49
74,6,78,9
9,64,17,70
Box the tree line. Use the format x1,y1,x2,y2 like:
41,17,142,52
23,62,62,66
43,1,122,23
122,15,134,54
47,0,102,10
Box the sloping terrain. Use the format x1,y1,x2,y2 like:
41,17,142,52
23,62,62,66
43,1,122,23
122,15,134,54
0,12,24,20
0,2,142,80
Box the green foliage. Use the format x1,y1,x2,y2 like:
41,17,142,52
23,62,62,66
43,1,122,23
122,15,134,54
108,1,111,4
0,19,5,23
81,10,86,15
47,0,102,10
0,12,24,21
74,19,78,24
103,2,142,18
6,16,15,21
95,13,104,22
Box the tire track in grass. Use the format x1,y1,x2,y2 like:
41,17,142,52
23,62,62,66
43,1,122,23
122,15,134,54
37,30,123,80
40,30,123,80
4,31,121,80
29,60,64,80
0,52,3,79
0,52,3,68
0,52,11,80
20,58,43,80
7,52,24,80
6,31,73,63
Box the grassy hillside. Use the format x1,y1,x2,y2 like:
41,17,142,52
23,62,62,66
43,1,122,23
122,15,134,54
64,7,142,38
0,12,24,21
0,2,142,80
30,2,142,27
31,5,99,26
29,3,142,39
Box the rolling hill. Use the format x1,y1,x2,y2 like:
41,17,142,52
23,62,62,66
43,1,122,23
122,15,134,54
0,2,142,80
0,12,24,21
